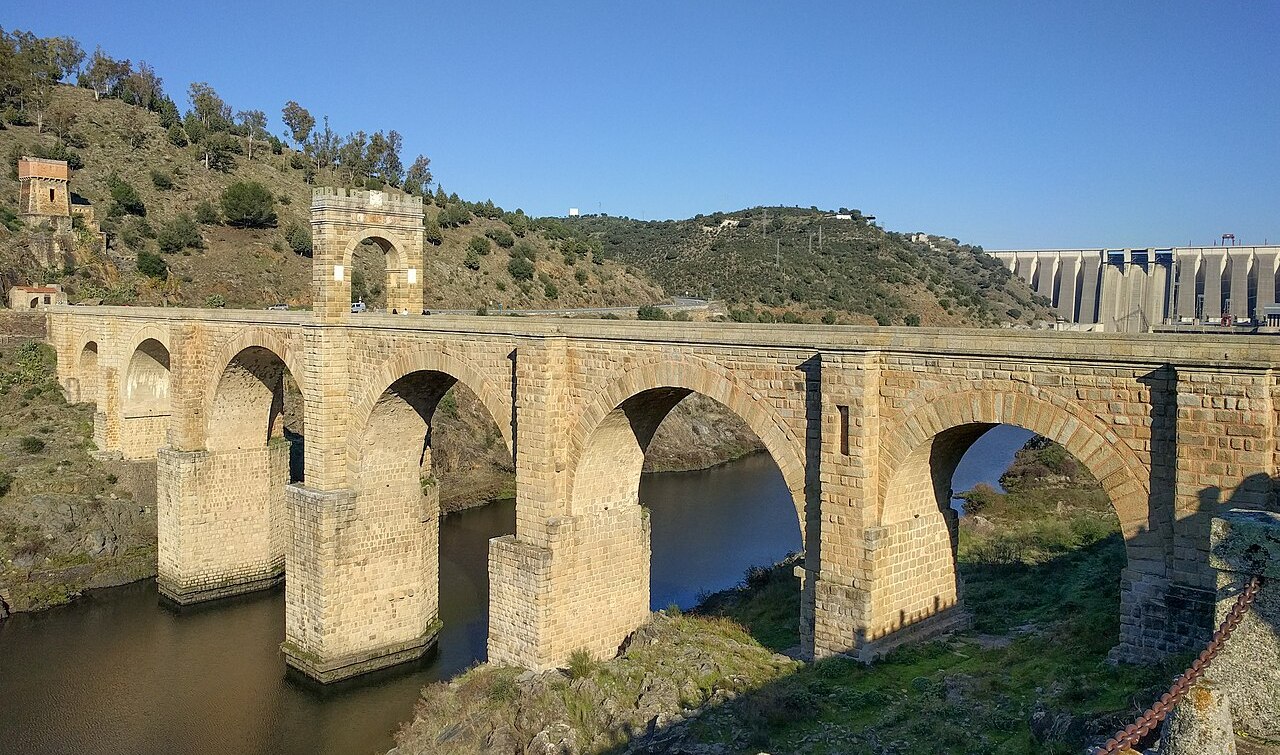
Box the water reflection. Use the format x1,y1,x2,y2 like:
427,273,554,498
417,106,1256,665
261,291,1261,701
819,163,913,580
0,453,802,755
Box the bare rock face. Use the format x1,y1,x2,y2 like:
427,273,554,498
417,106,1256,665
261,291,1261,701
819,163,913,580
1158,682,1237,755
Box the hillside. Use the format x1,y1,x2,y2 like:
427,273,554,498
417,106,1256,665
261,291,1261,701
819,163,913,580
0,85,664,311
574,208,1054,327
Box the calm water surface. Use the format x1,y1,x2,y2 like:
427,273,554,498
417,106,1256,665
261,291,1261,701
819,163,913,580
0,438,1025,755
0,454,801,755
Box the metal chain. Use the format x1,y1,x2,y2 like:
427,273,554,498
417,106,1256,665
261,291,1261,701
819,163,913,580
1093,574,1263,755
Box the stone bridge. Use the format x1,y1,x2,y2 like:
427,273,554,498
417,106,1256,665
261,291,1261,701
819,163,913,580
41,190,1280,682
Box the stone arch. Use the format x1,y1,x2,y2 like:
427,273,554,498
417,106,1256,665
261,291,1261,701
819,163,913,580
203,329,306,449
122,337,171,416
867,383,1155,649
348,347,513,474
878,384,1149,537
343,232,407,272
568,357,807,530
206,346,297,454
76,340,100,405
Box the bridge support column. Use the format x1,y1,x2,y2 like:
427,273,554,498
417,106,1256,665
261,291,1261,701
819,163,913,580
157,442,290,603
283,482,440,683
1117,365,1280,661
91,366,121,458
489,509,650,669
805,352,969,661
487,338,652,670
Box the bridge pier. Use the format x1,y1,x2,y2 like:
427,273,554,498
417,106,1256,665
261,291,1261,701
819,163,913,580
282,483,440,683
489,509,651,670
156,444,290,604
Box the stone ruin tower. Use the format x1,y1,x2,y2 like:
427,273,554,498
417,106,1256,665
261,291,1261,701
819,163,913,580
19,156,72,222
17,156,75,267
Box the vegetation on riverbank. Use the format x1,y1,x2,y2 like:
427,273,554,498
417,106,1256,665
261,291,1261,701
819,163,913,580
0,340,156,615
390,439,1181,754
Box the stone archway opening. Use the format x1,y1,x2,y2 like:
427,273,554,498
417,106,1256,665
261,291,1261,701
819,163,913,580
350,236,394,311
78,342,99,405
123,338,170,416
567,388,804,658
342,369,514,675
159,344,304,604
882,420,1129,657
207,344,304,480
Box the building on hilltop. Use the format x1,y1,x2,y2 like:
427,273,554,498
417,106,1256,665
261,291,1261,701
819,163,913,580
15,156,104,266
7,283,67,309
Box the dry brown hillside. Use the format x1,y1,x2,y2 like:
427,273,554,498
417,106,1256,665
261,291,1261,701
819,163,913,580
0,85,664,310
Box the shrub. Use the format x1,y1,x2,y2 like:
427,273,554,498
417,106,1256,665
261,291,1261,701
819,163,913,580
286,222,312,256
543,281,558,300
220,181,277,228
150,170,174,190
204,294,225,308
485,228,515,248
19,436,46,454
566,649,597,680
637,304,669,321
423,216,443,245
136,250,168,279
507,255,535,281
512,240,536,261
574,269,588,285
463,249,481,270
904,313,921,326
194,200,221,225
468,236,491,256
109,176,146,216
0,470,12,496
167,124,188,147
157,214,203,252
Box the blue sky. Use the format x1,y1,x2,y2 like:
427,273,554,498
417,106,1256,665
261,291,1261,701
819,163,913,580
7,2,1278,248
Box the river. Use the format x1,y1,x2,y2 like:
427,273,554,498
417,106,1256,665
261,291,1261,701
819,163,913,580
0,429,1030,754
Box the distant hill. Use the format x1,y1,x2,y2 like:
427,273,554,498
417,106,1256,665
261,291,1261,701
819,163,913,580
574,208,1053,327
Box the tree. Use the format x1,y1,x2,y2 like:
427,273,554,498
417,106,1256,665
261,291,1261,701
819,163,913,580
79,47,130,101
236,109,267,161
201,131,238,172
286,222,312,256
467,235,491,256
403,154,432,195
281,101,314,147
187,81,231,133
306,115,340,175
423,215,443,245
157,213,203,252
220,181,277,228
115,61,165,111
108,176,145,216
463,249,481,271
136,250,168,279
507,255,535,281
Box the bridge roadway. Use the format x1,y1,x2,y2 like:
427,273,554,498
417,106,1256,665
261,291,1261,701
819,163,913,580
45,303,1280,682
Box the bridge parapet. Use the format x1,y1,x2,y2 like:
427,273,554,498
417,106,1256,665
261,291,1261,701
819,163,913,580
310,186,424,214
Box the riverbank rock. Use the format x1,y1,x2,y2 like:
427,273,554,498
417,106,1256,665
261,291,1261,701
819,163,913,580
391,612,799,755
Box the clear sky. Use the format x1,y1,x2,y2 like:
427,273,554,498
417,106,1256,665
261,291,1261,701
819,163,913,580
6,1,1278,248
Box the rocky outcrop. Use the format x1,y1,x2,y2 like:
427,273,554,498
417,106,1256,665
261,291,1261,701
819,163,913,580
390,612,799,755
